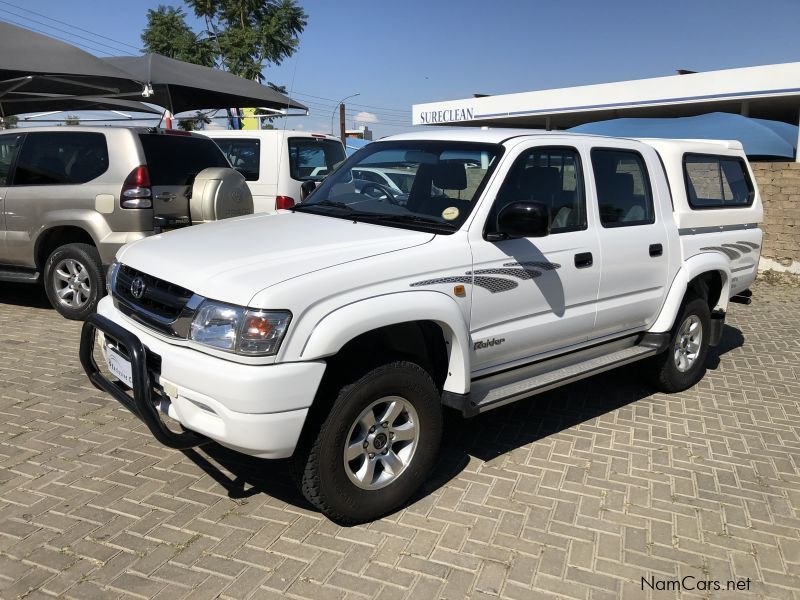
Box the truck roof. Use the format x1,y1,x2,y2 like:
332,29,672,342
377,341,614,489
383,127,746,154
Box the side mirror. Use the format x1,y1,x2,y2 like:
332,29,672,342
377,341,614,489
494,201,550,239
301,180,317,200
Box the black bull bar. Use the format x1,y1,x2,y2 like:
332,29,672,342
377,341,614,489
79,313,209,449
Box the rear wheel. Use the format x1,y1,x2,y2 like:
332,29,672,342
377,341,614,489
295,361,442,524
43,243,104,320
650,297,710,393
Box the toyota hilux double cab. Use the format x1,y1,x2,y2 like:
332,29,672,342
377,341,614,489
80,129,762,524
0,126,252,319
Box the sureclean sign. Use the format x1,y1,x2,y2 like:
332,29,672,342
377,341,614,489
418,107,474,124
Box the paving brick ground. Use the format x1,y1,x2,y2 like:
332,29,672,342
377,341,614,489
0,281,798,600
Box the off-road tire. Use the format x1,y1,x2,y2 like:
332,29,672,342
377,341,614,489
43,243,104,320
650,297,711,393
295,361,442,525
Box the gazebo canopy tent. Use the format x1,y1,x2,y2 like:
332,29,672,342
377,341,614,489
0,21,142,108
105,54,307,115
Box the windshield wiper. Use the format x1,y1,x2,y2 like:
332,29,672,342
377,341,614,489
363,213,457,230
292,200,354,212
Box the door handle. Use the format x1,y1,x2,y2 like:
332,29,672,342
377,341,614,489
155,192,176,201
574,252,593,268
649,243,663,257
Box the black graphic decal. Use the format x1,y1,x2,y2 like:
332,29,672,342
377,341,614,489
504,261,561,271
723,243,752,253
469,267,542,280
410,275,517,293
700,246,741,259
736,240,760,250
411,261,560,293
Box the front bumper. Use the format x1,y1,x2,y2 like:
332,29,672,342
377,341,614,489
79,302,326,458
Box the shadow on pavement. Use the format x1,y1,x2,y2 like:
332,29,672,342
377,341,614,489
0,282,52,310
179,324,745,519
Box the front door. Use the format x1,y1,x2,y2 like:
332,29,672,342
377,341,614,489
469,143,601,374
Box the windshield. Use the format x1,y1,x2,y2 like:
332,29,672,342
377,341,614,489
297,140,502,233
288,137,346,181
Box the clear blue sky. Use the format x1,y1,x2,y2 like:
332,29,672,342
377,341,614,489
3,0,800,137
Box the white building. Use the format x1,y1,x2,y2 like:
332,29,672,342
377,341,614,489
413,62,800,159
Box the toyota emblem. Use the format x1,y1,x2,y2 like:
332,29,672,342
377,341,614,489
130,276,146,300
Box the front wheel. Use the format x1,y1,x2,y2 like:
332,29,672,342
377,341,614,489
650,297,711,393
295,361,442,524
43,243,104,320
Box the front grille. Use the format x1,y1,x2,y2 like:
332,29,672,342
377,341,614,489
114,265,193,321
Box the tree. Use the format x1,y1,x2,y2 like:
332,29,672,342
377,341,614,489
0,115,18,129
141,1,307,80
141,6,215,66
177,111,213,131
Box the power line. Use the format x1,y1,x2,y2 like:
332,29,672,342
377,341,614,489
0,9,137,56
291,90,411,115
0,0,142,52
0,17,118,56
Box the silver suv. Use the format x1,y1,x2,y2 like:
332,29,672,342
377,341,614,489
0,126,239,319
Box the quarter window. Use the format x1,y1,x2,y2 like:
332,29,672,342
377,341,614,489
683,154,754,208
591,149,654,227
213,138,260,181
492,147,587,234
14,132,109,185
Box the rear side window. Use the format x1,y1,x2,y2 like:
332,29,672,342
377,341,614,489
139,134,229,185
591,148,655,227
213,138,260,181
684,154,754,208
14,132,108,185
288,138,346,181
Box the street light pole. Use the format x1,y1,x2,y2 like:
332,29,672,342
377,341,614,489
331,93,360,139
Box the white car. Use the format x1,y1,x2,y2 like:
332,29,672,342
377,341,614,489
203,129,346,212
81,129,762,524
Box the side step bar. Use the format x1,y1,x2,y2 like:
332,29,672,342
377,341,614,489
0,268,40,283
443,333,668,417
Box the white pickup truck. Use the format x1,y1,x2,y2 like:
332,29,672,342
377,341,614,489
80,129,762,524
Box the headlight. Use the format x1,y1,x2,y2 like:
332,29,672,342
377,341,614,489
189,300,291,356
106,260,119,295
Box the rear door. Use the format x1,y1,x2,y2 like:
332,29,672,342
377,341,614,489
138,133,229,223
4,131,109,266
589,144,671,338
0,133,20,256
210,137,269,210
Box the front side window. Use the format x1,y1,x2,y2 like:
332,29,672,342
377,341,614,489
490,146,586,234
14,132,108,185
591,148,655,227
684,154,754,208
0,134,19,186
288,138,346,182
213,138,260,181
294,140,502,233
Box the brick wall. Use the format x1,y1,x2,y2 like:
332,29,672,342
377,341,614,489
751,162,800,273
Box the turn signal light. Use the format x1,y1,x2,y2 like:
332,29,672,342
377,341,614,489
276,196,295,210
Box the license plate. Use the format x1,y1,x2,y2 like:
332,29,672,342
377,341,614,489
106,346,134,388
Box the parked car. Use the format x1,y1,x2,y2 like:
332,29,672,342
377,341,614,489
81,129,762,524
0,126,252,319
203,130,346,212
